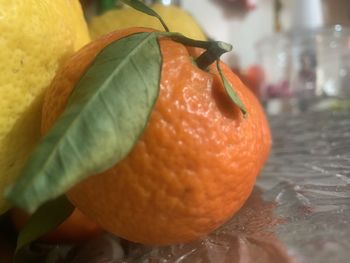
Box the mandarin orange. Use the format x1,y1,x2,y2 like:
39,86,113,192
41,27,271,245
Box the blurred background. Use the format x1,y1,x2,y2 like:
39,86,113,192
81,0,350,115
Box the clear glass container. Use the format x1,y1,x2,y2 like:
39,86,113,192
256,25,350,114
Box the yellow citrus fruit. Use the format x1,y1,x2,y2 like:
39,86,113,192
42,28,271,245
0,0,90,213
88,4,206,40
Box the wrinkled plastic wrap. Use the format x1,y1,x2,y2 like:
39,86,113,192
9,112,350,263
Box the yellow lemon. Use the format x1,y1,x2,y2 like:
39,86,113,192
0,0,90,213
89,4,207,40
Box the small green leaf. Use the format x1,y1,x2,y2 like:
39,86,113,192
120,0,169,32
216,61,247,116
14,196,74,255
6,32,162,213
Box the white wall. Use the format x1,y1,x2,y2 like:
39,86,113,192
181,0,274,68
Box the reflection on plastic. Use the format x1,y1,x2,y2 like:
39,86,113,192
14,112,350,263
259,112,350,263
115,187,292,263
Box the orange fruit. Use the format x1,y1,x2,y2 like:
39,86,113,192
11,208,102,243
41,28,271,245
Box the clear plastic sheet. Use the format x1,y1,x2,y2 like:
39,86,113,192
8,112,350,262
256,112,350,263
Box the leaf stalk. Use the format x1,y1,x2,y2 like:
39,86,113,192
195,41,232,70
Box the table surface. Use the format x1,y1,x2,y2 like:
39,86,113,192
3,111,350,263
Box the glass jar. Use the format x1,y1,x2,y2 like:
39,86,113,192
256,25,350,114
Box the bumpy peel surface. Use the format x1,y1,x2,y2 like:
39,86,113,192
42,28,271,245
0,0,90,212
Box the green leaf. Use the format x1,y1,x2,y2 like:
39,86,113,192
14,196,74,256
216,61,247,116
6,32,162,213
120,0,169,32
